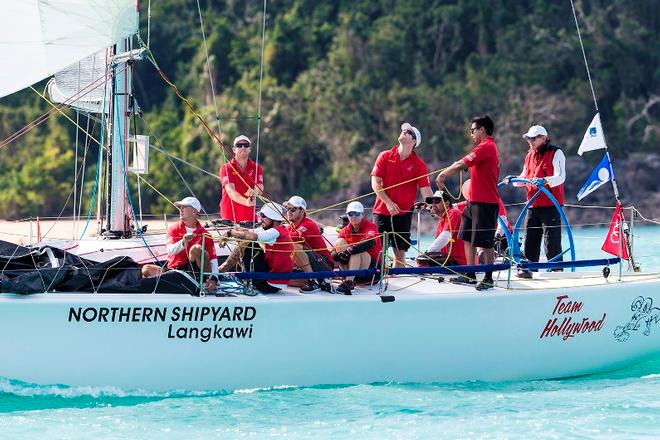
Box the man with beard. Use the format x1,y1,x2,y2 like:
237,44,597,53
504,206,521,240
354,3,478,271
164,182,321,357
219,202,294,293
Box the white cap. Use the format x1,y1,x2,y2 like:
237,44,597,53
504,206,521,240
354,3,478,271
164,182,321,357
401,122,422,148
174,196,202,213
346,201,364,214
259,202,286,221
425,190,449,204
285,195,306,210
522,125,547,140
233,135,251,147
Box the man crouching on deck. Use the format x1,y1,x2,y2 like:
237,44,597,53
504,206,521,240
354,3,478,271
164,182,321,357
142,197,218,293
333,201,382,295
218,202,294,293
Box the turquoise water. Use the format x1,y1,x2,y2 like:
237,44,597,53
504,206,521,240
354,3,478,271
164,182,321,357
2,225,660,439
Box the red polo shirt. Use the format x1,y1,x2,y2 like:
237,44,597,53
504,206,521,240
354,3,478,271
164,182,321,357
337,218,382,261
371,145,430,215
167,220,217,270
434,207,467,265
219,157,263,222
462,137,500,203
287,215,332,262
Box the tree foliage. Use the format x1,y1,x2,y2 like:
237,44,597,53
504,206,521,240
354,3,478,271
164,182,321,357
0,0,658,219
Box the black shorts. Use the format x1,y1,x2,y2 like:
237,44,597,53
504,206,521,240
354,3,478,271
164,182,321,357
304,248,334,271
374,212,413,251
458,202,499,249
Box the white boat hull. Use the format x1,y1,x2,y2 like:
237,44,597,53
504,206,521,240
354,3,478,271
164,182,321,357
1,273,659,391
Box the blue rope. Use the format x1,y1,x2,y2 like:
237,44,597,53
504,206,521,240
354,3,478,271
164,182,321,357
113,74,161,265
78,79,108,240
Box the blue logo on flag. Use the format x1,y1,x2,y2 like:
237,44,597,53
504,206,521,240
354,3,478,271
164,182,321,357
589,127,598,137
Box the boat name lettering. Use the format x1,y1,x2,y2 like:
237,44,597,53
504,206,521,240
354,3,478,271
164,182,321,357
540,295,606,341
167,324,253,342
68,306,256,323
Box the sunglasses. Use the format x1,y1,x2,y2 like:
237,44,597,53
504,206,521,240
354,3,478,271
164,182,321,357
286,207,301,212
402,129,416,138
469,126,482,134
235,143,251,149
347,211,362,217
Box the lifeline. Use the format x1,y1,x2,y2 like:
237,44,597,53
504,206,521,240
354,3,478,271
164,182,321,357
68,306,256,323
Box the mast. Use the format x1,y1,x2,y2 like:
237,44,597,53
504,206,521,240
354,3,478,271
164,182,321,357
105,38,133,238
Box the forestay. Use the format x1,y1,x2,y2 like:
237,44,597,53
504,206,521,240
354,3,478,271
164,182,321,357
0,0,138,98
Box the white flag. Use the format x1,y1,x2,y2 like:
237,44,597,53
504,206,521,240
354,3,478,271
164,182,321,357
577,113,608,156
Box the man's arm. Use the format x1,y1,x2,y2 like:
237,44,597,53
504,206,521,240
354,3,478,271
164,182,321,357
224,182,254,207
427,231,451,253
371,175,400,215
435,160,468,188
546,149,566,187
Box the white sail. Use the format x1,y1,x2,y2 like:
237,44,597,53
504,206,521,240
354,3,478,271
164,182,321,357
0,0,138,98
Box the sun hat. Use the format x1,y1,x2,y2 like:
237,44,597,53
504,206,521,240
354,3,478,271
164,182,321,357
259,202,286,221
174,196,202,212
522,125,547,140
233,135,252,146
401,122,422,148
346,201,364,214
285,196,307,210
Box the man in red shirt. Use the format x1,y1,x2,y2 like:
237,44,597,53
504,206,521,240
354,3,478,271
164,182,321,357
333,201,382,294
507,125,566,279
417,190,467,266
283,195,334,293
219,202,294,293
371,122,433,268
219,135,264,223
435,115,500,290
141,197,218,293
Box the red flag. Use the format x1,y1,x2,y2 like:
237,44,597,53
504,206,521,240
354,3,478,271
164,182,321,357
602,202,629,259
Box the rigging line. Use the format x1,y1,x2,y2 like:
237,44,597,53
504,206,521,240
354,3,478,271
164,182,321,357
195,0,226,161
1,65,124,150
139,44,281,208
149,144,219,179
252,0,268,224
570,0,599,112
25,66,129,151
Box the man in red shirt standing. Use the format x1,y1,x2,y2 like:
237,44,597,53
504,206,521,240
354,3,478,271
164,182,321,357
219,135,264,223
333,201,383,295
219,202,294,293
508,125,566,279
371,122,433,268
141,197,218,293
283,195,334,293
417,190,467,266
435,115,500,290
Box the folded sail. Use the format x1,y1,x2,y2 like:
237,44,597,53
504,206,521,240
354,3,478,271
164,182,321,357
0,0,138,99
47,50,110,113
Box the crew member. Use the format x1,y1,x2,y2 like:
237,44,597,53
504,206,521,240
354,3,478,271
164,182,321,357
509,125,566,278
283,195,333,293
141,197,218,293
333,201,382,295
435,115,500,290
417,190,467,266
219,202,294,293
371,122,432,268
219,135,264,223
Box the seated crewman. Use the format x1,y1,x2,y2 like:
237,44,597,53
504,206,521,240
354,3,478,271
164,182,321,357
417,190,467,266
283,196,334,293
333,201,382,295
141,197,218,293
218,202,294,293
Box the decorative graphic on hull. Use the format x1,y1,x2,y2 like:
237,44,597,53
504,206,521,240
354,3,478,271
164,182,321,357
614,296,660,342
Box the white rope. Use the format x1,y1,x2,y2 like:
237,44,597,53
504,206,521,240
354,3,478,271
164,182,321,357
570,0,599,112
251,0,268,227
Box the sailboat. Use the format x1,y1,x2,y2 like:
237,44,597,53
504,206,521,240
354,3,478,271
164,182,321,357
0,1,659,392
